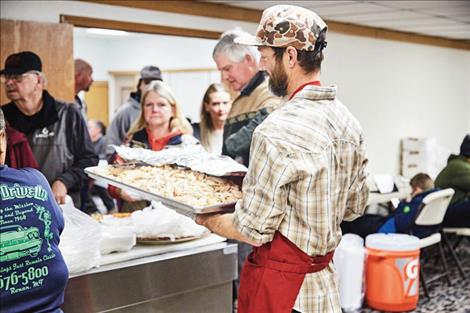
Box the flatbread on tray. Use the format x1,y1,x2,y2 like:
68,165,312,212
95,164,242,207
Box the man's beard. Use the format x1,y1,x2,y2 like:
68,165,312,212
268,60,289,97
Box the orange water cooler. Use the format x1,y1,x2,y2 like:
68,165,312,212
365,233,420,312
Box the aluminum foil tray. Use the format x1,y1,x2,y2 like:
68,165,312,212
85,167,236,218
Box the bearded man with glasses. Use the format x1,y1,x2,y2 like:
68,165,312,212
1,51,98,209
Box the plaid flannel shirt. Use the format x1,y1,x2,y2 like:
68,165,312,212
233,84,369,313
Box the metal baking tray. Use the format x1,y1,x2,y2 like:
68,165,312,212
85,166,237,218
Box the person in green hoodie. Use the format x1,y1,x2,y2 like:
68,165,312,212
435,134,470,227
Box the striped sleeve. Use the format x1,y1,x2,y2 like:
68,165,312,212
233,132,295,245
343,140,369,221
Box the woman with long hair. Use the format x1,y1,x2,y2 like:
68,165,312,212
109,80,195,211
193,83,232,154
126,80,193,145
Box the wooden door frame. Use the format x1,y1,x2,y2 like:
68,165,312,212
60,15,221,39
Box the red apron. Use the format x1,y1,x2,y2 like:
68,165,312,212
238,231,334,313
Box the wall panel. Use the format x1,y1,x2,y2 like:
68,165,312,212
0,19,74,105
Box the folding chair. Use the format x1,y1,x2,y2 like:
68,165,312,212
443,227,470,274
443,227,470,243
413,188,455,298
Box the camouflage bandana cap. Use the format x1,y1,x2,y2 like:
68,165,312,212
235,5,327,51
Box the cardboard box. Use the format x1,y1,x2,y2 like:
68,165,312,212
401,150,428,166
401,137,436,152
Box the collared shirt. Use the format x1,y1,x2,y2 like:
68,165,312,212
233,84,369,313
223,71,281,166
288,81,321,100
227,71,273,119
239,70,266,97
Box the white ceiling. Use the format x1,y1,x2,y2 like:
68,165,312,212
208,0,470,41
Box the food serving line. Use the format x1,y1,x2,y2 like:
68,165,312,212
62,237,237,312
62,146,245,312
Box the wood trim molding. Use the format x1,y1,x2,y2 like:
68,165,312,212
80,0,261,23
327,20,470,51
60,15,221,39
79,0,470,51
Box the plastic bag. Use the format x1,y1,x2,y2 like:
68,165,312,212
333,234,365,312
131,201,208,241
59,196,102,274
100,225,136,255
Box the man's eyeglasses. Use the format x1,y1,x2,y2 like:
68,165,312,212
0,71,41,83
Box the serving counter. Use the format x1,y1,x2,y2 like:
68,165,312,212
62,237,237,313
67,150,241,312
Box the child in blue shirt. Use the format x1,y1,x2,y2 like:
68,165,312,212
341,173,438,239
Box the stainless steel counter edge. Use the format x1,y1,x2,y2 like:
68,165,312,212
69,242,236,278
63,242,238,312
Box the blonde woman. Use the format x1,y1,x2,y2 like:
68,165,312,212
193,83,232,154
109,80,194,211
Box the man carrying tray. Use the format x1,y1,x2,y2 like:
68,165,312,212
196,5,369,313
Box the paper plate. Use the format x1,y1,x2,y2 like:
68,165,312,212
136,232,208,245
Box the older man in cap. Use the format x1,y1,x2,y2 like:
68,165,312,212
1,51,98,208
106,65,162,155
197,5,369,313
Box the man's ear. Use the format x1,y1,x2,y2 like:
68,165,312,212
244,53,255,65
36,75,44,89
285,46,298,69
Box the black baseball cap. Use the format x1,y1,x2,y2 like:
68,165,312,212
460,134,470,157
0,51,42,76
140,65,162,81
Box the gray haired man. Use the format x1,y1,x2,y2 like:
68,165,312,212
213,28,280,167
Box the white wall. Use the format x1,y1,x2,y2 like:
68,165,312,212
2,0,469,176
72,35,111,81
322,32,470,175
73,32,220,122
74,33,219,78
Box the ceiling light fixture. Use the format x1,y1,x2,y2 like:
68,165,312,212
86,28,129,36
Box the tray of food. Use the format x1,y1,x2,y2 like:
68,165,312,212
112,145,247,177
85,163,242,216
